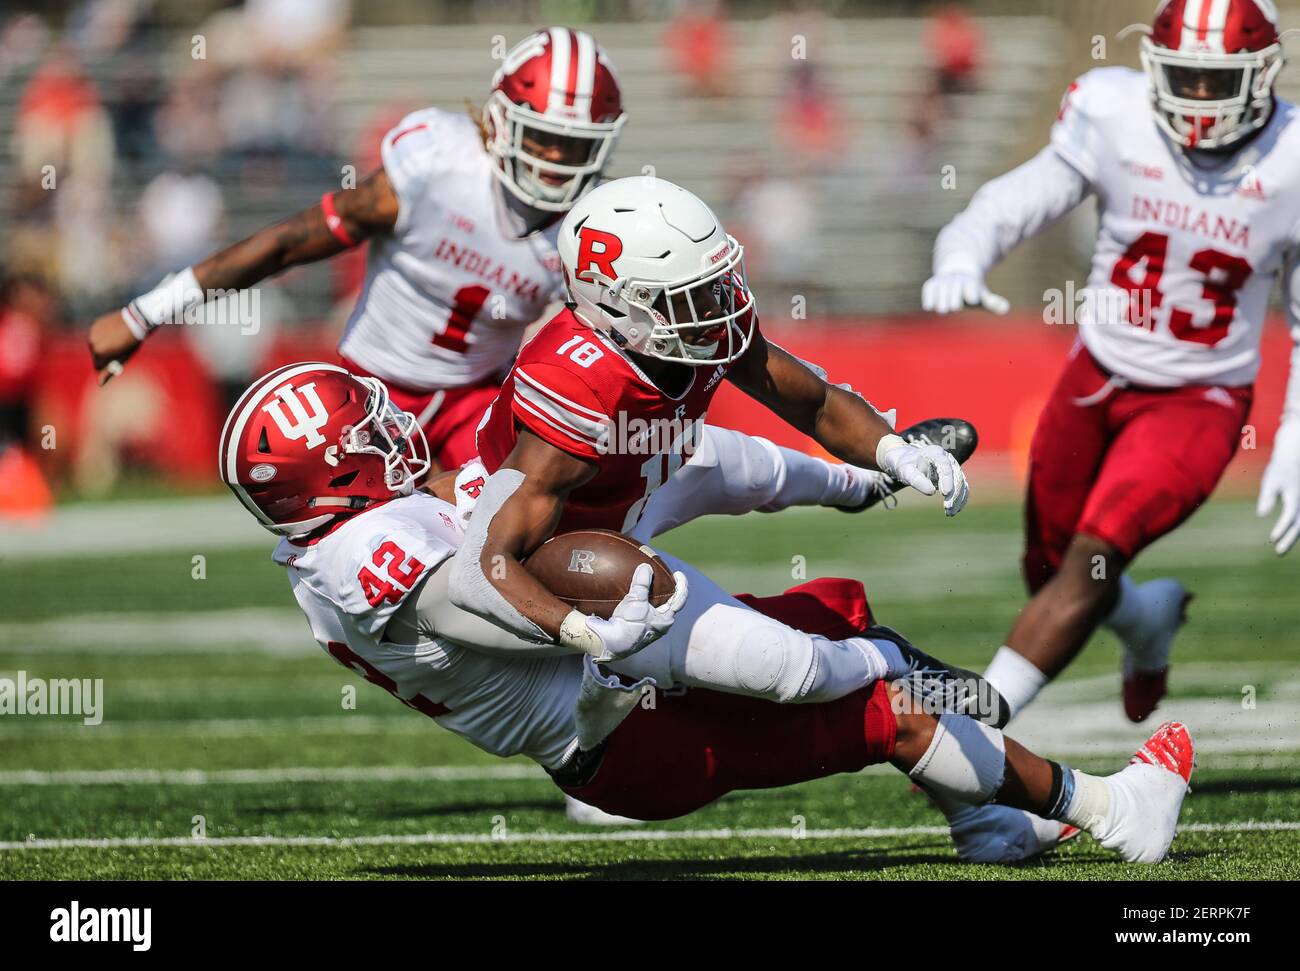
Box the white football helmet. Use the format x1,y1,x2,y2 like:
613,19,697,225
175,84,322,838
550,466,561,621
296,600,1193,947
556,176,756,366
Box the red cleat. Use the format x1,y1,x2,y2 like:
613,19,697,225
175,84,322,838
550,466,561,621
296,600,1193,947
1131,720,1195,784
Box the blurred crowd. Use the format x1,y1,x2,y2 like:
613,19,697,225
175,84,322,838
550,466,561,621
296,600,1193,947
0,0,987,505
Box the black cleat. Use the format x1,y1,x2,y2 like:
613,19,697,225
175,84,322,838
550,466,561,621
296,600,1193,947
868,623,1010,728
838,417,979,513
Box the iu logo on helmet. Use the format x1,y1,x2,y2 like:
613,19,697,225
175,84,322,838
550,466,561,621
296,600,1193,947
262,382,331,450
575,227,623,283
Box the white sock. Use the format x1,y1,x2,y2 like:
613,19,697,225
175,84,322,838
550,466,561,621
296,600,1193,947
758,446,875,511
1048,766,1113,835
984,646,1047,722
816,461,876,508
801,636,895,702
869,637,908,679
1104,574,1141,635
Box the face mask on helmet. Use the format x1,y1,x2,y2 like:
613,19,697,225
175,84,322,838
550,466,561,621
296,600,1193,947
336,377,431,494
485,91,625,212
1140,35,1283,150
581,236,757,367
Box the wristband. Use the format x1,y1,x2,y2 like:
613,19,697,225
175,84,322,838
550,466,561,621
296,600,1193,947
875,433,906,470
558,609,604,658
320,192,358,247
123,267,203,339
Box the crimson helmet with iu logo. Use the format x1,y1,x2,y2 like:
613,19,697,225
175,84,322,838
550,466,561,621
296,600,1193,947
220,363,430,538
1140,0,1285,150
483,27,626,212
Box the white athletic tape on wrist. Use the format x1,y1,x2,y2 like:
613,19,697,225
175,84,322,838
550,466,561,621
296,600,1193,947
875,433,906,471
123,267,203,339
559,610,605,658
907,710,1007,805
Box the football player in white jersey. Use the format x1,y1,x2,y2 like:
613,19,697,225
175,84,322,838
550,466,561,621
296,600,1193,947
89,27,622,470
921,0,1299,859
217,360,1197,864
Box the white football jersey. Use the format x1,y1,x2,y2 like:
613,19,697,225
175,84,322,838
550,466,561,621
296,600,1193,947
338,108,565,392
272,491,581,769
1053,67,1300,387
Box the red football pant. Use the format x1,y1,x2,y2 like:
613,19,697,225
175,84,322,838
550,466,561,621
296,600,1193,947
340,358,500,471
1023,344,1251,592
559,579,898,821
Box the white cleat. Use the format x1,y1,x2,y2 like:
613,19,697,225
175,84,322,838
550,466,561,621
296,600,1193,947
1117,578,1192,723
946,801,1080,863
1092,721,1195,863
564,795,643,826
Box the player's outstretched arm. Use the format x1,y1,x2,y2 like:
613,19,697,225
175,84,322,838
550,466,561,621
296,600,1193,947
922,146,1090,316
87,168,400,384
729,331,969,515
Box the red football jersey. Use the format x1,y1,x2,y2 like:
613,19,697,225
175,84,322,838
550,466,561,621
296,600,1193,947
476,308,738,534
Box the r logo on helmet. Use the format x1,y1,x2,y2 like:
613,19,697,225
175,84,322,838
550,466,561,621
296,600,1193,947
575,227,623,284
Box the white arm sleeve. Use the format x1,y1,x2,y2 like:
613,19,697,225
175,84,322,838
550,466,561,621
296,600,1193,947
932,146,1092,277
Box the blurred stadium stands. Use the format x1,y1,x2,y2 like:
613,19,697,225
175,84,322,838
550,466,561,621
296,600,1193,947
1,0,1298,502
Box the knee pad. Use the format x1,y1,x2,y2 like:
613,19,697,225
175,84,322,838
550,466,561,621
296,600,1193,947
907,711,1006,806
731,624,817,704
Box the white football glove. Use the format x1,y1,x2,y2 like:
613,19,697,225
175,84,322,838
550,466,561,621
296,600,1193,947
564,563,689,663
1257,419,1300,555
921,271,1010,316
877,437,970,517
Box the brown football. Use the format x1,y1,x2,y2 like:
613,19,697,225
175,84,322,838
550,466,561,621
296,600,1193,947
524,529,676,619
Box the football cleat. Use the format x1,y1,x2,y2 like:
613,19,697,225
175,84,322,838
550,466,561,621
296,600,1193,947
564,795,643,826
945,801,1082,864
1093,721,1195,864
870,623,1010,728
838,417,979,512
1119,579,1192,723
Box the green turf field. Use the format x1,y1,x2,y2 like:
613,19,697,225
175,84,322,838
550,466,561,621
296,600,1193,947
2,492,1298,880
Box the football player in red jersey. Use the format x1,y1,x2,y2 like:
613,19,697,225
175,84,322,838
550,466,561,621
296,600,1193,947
923,0,1299,859
449,176,976,702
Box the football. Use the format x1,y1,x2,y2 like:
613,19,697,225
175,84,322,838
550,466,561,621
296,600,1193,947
524,529,676,618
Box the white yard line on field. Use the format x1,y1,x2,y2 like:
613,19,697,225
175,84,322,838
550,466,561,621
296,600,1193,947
0,608,314,656
0,497,265,559
0,764,547,786
2,820,1297,852
0,714,429,738
0,751,1294,788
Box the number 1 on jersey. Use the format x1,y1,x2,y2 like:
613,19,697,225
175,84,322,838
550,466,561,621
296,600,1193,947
433,285,490,353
